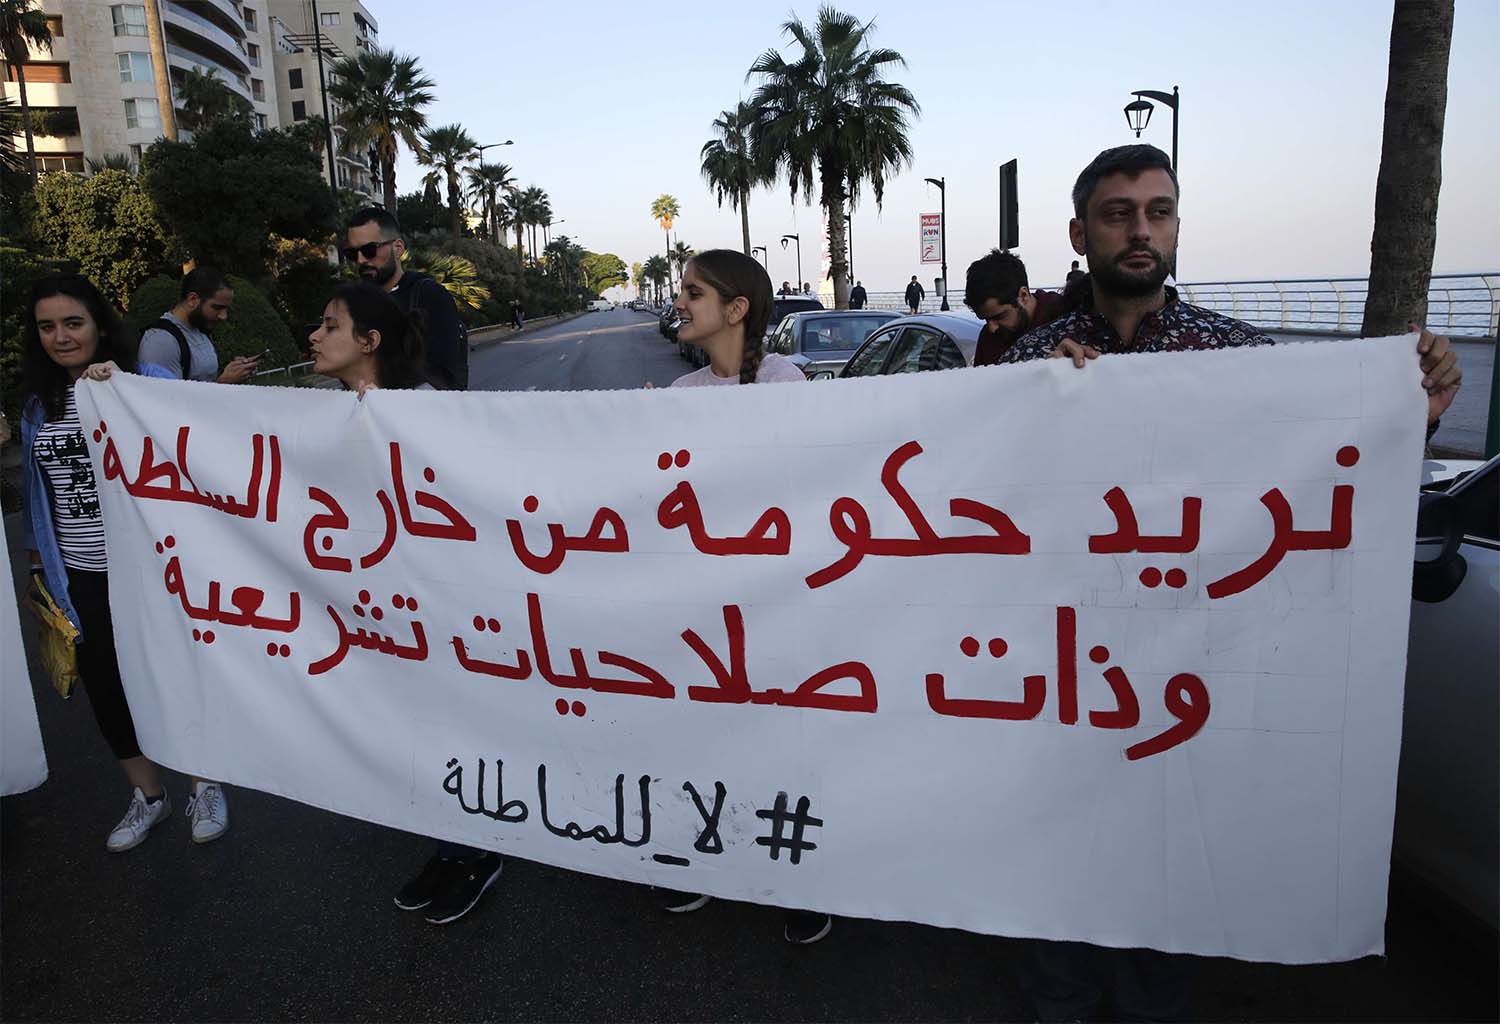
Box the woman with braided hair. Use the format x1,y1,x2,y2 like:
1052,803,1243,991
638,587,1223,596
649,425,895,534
658,250,830,944
669,249,807,387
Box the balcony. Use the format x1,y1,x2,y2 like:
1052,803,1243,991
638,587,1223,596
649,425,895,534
163,1,250,75
165,44,252,102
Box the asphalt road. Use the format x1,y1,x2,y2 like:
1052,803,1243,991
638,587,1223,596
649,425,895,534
2,307,1495,1022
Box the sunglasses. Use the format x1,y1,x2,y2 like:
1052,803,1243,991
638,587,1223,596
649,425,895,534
341,239,396,262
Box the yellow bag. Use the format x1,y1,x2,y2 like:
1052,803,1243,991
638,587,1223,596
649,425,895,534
30,578,80,699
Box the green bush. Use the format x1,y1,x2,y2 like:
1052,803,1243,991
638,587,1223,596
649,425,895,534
125,273,299,373
32,169,174,308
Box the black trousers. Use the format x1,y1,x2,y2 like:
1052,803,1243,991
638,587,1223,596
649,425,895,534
1023,939,1195,1022
66,568,143,760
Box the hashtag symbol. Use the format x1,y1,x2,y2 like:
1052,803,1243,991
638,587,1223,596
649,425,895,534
754,792,822,864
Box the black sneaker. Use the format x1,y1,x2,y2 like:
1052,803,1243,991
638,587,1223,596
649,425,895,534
394,855,458,911
784,909,832,945
423,853,504,925
660,889,712,914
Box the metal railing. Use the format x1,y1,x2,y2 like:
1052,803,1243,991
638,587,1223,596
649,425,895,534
856,272,1499,340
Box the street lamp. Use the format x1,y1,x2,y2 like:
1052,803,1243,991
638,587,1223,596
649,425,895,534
844,213,854,282
923,177,949,310
780,234,802,295
475,140,514,159
1122,87,1178,172
751,245,769,283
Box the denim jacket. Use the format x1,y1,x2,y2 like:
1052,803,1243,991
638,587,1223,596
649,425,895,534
20,365,172,635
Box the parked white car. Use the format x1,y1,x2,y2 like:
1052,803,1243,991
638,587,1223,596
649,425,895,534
588,299,612,312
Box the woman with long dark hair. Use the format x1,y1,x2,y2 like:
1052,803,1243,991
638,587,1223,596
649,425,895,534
308,281,431,392
310,281,507,924
18,274,231,850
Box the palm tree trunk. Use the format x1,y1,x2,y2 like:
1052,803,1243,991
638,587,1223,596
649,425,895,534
663,228,672,292
740,192,751,256
447,172,462,237
382,151,397,211
5,42,36,182
142,0,177,141
821,161,851,309
1361,0,1454,336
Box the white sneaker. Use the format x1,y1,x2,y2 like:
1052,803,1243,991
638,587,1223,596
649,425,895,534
185,781,229,844
106,787,171,853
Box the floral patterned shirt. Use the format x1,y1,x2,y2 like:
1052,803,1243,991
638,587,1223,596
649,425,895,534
1001,287,1275,363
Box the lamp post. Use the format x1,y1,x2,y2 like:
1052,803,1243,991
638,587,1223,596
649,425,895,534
923,176,949,310
475,140,514,160
544,217,564,249
751,245,769,284
1123,86,1178,172
1123,86,1180,277
844,213,854,282
780,234,802,295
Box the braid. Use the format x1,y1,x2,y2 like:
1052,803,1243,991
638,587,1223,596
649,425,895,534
739,329,765,385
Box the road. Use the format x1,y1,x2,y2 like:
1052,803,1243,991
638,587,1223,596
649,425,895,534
2,306,1495,1022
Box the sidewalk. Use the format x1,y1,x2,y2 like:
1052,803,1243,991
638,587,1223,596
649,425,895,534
469,310,588,351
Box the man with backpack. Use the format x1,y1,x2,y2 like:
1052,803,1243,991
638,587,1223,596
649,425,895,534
344,207,469,390
138,268,259,383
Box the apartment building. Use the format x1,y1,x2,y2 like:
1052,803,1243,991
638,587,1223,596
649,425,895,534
1,0,373,199
263,1,379,197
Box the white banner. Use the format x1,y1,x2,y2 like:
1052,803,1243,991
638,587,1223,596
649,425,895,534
920,213,941,264
77,335,1426,964
1,548,48,796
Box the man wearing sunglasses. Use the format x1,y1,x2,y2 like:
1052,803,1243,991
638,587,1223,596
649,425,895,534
344,207,468,390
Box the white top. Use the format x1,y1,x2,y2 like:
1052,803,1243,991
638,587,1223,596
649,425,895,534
671,352,806,387
33,385,107,570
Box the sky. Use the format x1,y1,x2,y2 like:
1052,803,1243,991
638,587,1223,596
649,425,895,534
380,0,1499,296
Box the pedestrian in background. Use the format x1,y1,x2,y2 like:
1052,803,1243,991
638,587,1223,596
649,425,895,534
848,280,868,309
138,267,260,384
904,275,925,314
19,275,231,852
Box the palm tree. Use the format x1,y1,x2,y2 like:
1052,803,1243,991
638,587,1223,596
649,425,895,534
643,254,670,304
517,185,549,262
670,240,695,282
175,66,251,131
417,123,477,236
0,0,53,182
748,7,920,309
700,102,770,255
630,260,644,299
328,48,435,210
650,193,679,290
1361,0,1455,337
404,251,491,311
86,152,135,174
465,161,515,244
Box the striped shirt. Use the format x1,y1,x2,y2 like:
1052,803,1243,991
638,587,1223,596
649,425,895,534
33,386,107,570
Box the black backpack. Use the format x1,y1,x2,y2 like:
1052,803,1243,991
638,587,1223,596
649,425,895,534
150,318,195,380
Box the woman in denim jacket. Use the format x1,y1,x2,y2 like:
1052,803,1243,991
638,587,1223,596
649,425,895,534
19,274,228,852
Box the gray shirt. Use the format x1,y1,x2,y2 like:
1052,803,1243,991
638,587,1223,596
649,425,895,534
138,311,220,381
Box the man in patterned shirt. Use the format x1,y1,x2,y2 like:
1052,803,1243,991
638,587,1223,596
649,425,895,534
1005,144,1461,1020
1003,144,1461,431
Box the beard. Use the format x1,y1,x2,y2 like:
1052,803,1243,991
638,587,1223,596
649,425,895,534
359,258,399,286
187,308,215,334
1086,239,1173,298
